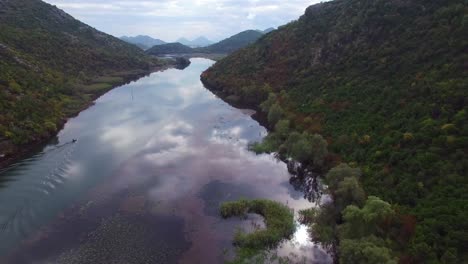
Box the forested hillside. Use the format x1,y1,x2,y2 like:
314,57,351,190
199,30,264,54
202,0,468,262
146,42,195,56
0,0,161,160
146,30,265,56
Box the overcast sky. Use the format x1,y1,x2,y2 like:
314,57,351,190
43,0,322,42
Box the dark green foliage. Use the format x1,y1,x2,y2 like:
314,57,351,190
267,103,284,126
198,30,264,54
340,236,397,264
312,164,398,262
274,119,290,139
202,0,468,261
286,132,328,166
260,93,277,112
146,42,194,55
325,163,362,191
0,0,158,148
220,199,295,262
339,196,395,239
335,176,365,212
337,197,398,264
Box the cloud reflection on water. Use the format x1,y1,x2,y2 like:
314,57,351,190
0,59,331,263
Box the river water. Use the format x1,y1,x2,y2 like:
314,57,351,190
0,59,331,264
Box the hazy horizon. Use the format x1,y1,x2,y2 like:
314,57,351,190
43,0,321,42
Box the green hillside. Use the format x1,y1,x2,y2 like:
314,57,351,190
0,0,161,158
202,0,468,262
199,30,264,54
146,30,265,56
146,42,194,55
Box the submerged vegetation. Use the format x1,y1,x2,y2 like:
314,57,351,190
220,199,295,263
203,0,468,262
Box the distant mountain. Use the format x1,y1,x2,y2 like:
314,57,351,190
176,36,213,48
120,35,166,50
199,30,264,54
192,36,213,47
263,27,275,34
146,42,194,56
146,30,266,55
0,0,158,158
176,37,192,46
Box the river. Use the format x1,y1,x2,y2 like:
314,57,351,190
0,59,331,264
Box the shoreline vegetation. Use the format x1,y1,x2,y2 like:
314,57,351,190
220,199,295,264
201,0,467,263
205,77,400,263
0,0,194,171
0,57,188,171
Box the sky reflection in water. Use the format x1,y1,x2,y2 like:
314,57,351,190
0,59,331,263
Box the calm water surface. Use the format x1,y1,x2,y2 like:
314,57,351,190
0,59,331,263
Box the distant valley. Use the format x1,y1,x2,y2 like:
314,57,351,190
146,29,266,56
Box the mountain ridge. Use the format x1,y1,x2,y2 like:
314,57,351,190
177,36,213,47
0,0,166,166
146,29,265,56
120,35,166,50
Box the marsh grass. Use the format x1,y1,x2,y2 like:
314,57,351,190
220,199,296,263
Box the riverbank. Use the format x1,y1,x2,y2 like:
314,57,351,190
200,72,336,258
0,59,330,263
0,59,184,171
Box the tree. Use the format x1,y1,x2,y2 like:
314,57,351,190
340,236,397,264
309,133,328,166
283,132,328,166
260,92,277,112
288,133,313,163
335,176,365,211
339,196,395,239
274,119,290,139
325,163,362,191
267,103,284,126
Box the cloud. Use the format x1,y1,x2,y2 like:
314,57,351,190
44,0,322,41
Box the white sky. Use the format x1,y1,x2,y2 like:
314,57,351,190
44,0,322,41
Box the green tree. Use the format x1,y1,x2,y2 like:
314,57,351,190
339,196,394,239
340,236,397,264
260,92,277,112
335,176,365,211
274,119,290,139
309,133,328,166
325,163,362,191
289,133,312,163
267,103,284,126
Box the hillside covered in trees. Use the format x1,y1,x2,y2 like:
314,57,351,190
146,30,266,56
146,42,195,56
202,0,468,263
0,0,163,163
199,29,265,54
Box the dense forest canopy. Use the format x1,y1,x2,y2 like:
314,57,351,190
202,0,468,262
